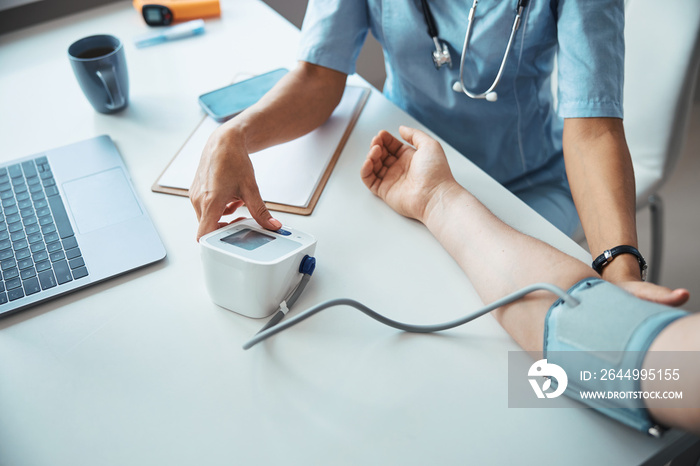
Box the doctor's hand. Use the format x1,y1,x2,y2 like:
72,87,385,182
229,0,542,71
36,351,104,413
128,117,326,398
190,124,282,240
599,255,690,307
361,126,460,224
616,280,690,308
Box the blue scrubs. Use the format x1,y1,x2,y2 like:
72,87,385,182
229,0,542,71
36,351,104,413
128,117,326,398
298,0,625,236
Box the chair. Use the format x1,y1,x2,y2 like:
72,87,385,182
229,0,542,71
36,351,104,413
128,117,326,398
623,0,700,283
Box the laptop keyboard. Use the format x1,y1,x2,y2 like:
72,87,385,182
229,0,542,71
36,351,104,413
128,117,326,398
0,156,88,305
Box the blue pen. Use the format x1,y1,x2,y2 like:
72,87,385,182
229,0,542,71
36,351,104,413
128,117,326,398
134,19,205,48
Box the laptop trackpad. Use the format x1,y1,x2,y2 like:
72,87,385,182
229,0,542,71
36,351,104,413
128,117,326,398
62,168,143,234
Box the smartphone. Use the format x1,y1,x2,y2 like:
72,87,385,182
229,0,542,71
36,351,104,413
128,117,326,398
198,68,289,122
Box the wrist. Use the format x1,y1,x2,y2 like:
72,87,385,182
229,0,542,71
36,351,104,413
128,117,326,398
218,118,250,153
595,249,645,282
422,180,467,227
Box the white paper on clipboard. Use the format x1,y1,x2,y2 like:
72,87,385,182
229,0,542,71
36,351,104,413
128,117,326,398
157,85,367,208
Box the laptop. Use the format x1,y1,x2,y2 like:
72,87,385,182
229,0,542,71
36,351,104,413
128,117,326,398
0,135,166,317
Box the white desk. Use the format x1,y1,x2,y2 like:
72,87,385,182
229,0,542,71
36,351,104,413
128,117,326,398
0,1,695,464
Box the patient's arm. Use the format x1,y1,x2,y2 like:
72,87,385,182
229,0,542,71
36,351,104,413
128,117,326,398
360,127,596,352
642,314,700,433
360,126,698,433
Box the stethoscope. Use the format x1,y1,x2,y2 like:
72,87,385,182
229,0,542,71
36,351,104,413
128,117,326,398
421,0,530,102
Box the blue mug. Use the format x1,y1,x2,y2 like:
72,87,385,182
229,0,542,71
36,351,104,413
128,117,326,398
68,35,129,114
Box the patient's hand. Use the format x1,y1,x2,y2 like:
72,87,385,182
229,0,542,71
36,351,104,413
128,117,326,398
361,126,460,224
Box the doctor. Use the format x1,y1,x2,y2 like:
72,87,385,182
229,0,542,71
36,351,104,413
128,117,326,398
190,0,685,305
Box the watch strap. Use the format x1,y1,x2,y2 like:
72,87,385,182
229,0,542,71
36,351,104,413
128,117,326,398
592,245,648,281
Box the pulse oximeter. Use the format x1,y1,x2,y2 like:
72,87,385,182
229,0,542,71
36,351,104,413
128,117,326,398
199,219,317,318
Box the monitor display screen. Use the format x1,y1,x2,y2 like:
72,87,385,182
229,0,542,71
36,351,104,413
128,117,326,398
221,229,275,251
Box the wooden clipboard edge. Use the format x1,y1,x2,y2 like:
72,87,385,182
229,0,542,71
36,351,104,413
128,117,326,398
151,114,208,198
151,86,372,215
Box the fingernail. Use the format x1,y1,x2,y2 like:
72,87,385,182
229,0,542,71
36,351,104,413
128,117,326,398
271,218,282,229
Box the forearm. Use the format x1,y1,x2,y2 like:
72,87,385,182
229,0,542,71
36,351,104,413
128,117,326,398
222,61,347,153
563,118,641,281
423,183,595,351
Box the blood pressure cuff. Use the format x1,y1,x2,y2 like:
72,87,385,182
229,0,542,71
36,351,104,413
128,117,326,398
543,278,689,435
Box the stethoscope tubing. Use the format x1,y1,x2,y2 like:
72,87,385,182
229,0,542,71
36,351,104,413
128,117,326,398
455,0,528,101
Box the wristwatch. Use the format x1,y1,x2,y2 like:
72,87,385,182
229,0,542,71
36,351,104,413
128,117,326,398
592,245,648,281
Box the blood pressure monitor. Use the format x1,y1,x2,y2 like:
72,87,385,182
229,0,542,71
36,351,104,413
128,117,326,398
199,219,317,318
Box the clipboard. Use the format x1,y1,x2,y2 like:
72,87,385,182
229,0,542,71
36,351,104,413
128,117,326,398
152,85,370,216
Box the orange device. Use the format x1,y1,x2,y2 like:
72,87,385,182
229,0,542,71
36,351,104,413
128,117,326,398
133,0,220,26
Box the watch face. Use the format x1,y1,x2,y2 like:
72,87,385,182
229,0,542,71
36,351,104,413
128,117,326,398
142,5,173,26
